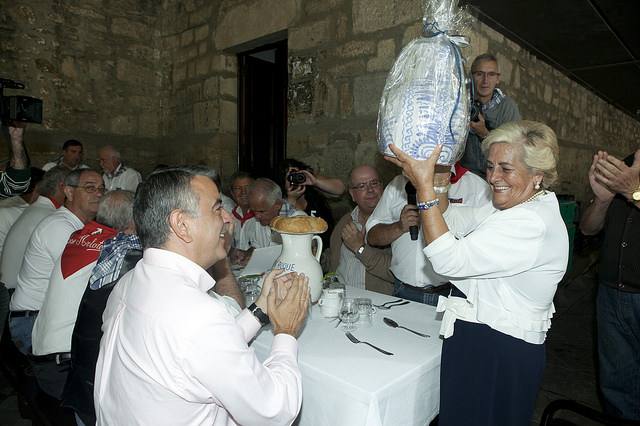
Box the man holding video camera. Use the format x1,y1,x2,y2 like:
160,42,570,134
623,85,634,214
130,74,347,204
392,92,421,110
1,123,30,199
460,53,521,177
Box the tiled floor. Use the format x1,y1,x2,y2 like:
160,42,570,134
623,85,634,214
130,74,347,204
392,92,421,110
0,250,608,426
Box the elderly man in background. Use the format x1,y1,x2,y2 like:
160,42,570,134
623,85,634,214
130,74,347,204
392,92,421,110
366,162,491,306
329,165,393,295
42,139,88,171
30,190,134,402
246,177,298,248
1,124,30,199
460,53,521,177
94,165,310,425
580,149,640,421
9,169,103,354
98,145,142,192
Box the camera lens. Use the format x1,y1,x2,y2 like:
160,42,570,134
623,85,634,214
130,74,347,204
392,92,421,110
287,172,306,184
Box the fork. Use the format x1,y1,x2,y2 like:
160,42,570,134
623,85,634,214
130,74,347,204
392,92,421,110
345,332,394,356
373,301,409,310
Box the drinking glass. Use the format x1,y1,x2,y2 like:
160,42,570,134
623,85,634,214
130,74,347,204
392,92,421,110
354,298,376,327
339,298,360,332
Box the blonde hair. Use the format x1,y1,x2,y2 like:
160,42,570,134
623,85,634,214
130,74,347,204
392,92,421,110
481,120,559,187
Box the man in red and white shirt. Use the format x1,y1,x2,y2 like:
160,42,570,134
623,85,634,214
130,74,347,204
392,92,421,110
31,190,135,399
367,163,492,305
228,172,255,265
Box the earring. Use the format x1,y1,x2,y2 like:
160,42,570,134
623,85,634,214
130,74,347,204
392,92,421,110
535,181,541,190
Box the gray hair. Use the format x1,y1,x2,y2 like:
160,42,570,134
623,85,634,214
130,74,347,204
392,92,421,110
471,53,498,72
64,168,100,187
37,166,68,197
482,120,560,188
133,165,219,249
249,178,282,206
100,145,121,160
96,190,135,231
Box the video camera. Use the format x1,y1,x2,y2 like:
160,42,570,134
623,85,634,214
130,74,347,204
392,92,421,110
0,77,43,124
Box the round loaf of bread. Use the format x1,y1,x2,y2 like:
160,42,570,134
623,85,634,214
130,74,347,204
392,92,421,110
270,215,328,234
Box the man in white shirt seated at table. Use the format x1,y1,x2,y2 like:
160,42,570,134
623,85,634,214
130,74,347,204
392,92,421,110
94,165,310,426
329,165,394,295
9,168,103,354
366,163,492,305
246,177,298,248
31,190,134,400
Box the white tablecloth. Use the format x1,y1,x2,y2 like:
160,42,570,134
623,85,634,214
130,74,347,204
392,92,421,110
251,287,443,426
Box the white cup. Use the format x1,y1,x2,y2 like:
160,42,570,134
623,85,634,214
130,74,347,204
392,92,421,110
318,288,344,318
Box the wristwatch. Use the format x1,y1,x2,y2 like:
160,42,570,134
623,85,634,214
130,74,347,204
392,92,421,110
632,186,640,201
356,245,365,255
248,303,270,327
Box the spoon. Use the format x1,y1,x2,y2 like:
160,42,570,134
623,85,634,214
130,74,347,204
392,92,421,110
383,317,430,338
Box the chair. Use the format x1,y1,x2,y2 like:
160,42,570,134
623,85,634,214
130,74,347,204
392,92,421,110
540,399,640,426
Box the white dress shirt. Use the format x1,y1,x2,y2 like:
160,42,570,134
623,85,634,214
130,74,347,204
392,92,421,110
0,196,57,288
94,248,302,426
336,207,365,289
427,192,569,344
10,207,84,311
366,173,491,287
42,161,90,172
103,164,142,192
0,196,28,255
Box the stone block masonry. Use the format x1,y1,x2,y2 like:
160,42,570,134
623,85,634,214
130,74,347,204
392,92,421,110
1,0,638,205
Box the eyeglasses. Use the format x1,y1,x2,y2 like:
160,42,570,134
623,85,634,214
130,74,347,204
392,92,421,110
350,179,382,191
69,185,106,194
472,71,500,79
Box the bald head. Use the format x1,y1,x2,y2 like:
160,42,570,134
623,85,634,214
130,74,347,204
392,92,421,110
348,165,383,215
248,178,284,226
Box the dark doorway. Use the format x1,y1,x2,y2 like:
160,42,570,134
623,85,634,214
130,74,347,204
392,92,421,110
238,39,288,180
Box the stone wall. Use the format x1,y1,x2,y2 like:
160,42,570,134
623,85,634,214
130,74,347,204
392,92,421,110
0,0,166,173
2,0,639,204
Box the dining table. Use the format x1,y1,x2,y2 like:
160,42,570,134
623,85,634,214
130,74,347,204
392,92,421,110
251,286,443,426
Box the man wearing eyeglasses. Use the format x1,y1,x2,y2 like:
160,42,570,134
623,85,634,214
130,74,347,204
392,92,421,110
460,53,521,177
367,165,491,306
329,165,394,295
9,169,104,355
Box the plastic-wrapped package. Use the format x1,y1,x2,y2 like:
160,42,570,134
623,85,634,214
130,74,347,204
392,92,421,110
377,0,470,165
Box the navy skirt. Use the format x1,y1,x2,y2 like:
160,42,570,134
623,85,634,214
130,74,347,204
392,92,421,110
439,319,545,426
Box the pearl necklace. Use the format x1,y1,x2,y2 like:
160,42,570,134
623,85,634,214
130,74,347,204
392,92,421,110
522,189,547,204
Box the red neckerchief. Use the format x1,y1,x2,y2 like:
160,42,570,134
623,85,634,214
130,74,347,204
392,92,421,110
232,206,255,226
60,221,117,278
46,196,62,209
450,162,469,184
